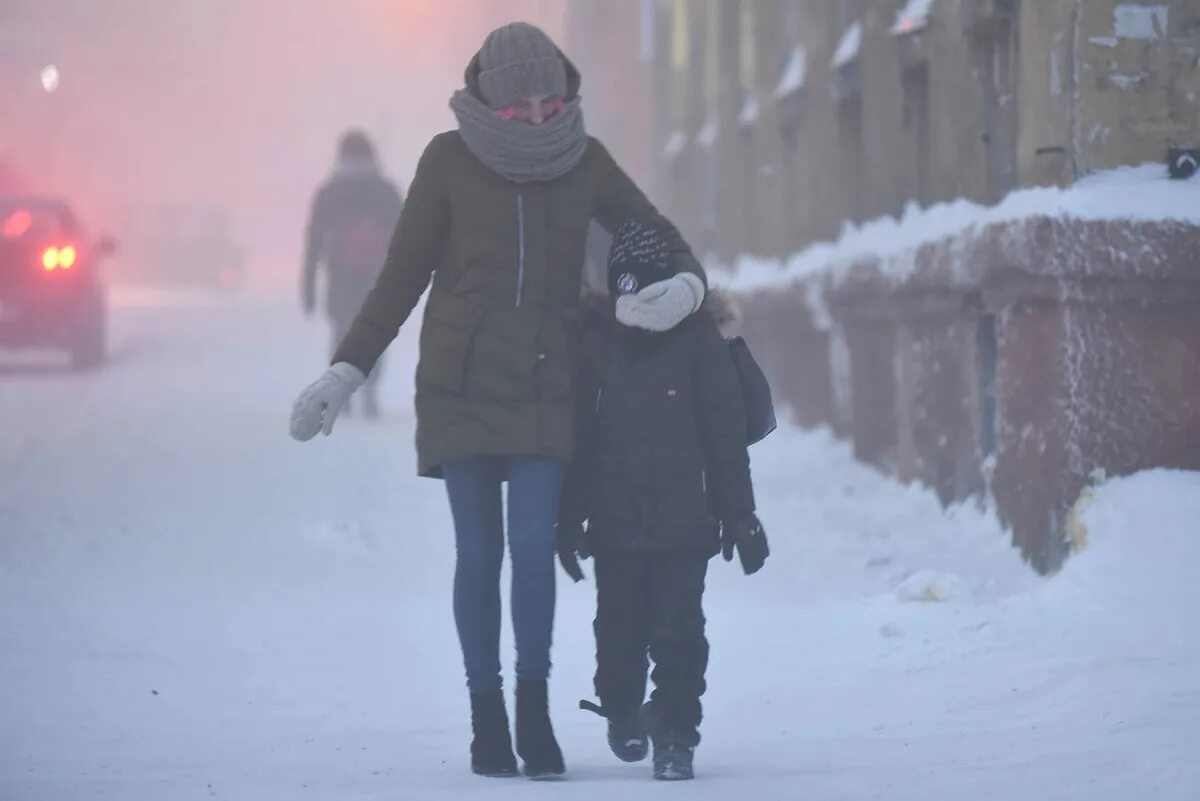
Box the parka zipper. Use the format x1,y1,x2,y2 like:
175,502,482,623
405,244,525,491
515,193,526,307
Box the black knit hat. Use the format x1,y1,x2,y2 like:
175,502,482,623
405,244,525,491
607,219,670,298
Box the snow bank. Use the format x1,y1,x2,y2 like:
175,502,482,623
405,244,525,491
1050,470,1200,608
894,570,972,603
720,164,1200,294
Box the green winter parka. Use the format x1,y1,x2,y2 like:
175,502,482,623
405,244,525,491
332,51,704,477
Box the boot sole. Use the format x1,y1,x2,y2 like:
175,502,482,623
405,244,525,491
654,770,695,781
525,771,566,781
472,767,519,779
612,743,649,763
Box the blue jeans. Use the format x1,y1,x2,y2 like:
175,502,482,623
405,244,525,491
443,455,563,695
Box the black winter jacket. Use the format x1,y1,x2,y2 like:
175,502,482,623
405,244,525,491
560,295,756,554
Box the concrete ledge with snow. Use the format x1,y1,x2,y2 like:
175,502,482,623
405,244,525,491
725,164,1200,574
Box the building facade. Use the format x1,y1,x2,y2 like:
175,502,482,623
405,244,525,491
567,0,1200,260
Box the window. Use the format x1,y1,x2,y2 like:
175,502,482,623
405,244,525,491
974,10,1018,201
903,64,931,206
976,314,998,459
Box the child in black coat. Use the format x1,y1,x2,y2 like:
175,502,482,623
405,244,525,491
558,219,769,781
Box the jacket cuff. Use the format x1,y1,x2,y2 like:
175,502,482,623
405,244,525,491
676,272,706,313
330,361,367,388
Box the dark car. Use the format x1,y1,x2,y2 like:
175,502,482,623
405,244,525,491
0,196,114,368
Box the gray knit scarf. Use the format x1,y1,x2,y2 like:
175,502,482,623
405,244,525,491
450,89,588,184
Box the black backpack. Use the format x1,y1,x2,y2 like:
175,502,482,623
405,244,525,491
727,336,777,446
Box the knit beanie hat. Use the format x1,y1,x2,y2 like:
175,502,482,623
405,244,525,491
477,22,568,109
608,219,671,298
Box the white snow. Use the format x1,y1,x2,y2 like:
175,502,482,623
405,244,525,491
1114,3,1168,40
894,570,972,604
695,115,720,149
832,21,863,70
3,295,1200,799
890,0,935,35
738,93,760,127
773,46,807,98
662,128,687,160
722,163,1200,293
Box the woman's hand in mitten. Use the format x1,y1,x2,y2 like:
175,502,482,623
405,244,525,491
721,514,770,575
290,362,366,441
556,522,587,583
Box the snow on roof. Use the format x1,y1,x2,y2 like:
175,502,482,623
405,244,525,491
831,22,863,70
1114,3,1167,39
695,116,720,148
774,46,807,98
890,0,934,35
738,93,761,126
722,164,1200,293
662,129,687,160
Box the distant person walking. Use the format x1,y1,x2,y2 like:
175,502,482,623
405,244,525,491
290,22,706,780
301,130,404,418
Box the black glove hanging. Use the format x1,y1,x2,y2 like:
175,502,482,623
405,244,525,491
556,522,587,583
721,514,769,575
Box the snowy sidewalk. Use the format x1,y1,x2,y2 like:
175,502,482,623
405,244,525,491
2,296,1198,800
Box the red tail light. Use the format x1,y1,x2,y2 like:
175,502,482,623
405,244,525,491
42,245,78,271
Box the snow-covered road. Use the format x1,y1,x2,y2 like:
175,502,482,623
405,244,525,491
2,292,1198,800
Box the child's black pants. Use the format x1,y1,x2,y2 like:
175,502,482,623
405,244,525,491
592,548,709,742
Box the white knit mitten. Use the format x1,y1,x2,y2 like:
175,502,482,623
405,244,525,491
615,273,705,332
290,362,367,441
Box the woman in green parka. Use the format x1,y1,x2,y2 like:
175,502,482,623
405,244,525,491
289,22,706,781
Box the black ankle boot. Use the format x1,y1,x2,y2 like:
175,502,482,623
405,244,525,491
515,680,565,779
645,700,698,781
608,709,650,763
580,700,649,762
652,734,696,781
469,689,517,778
